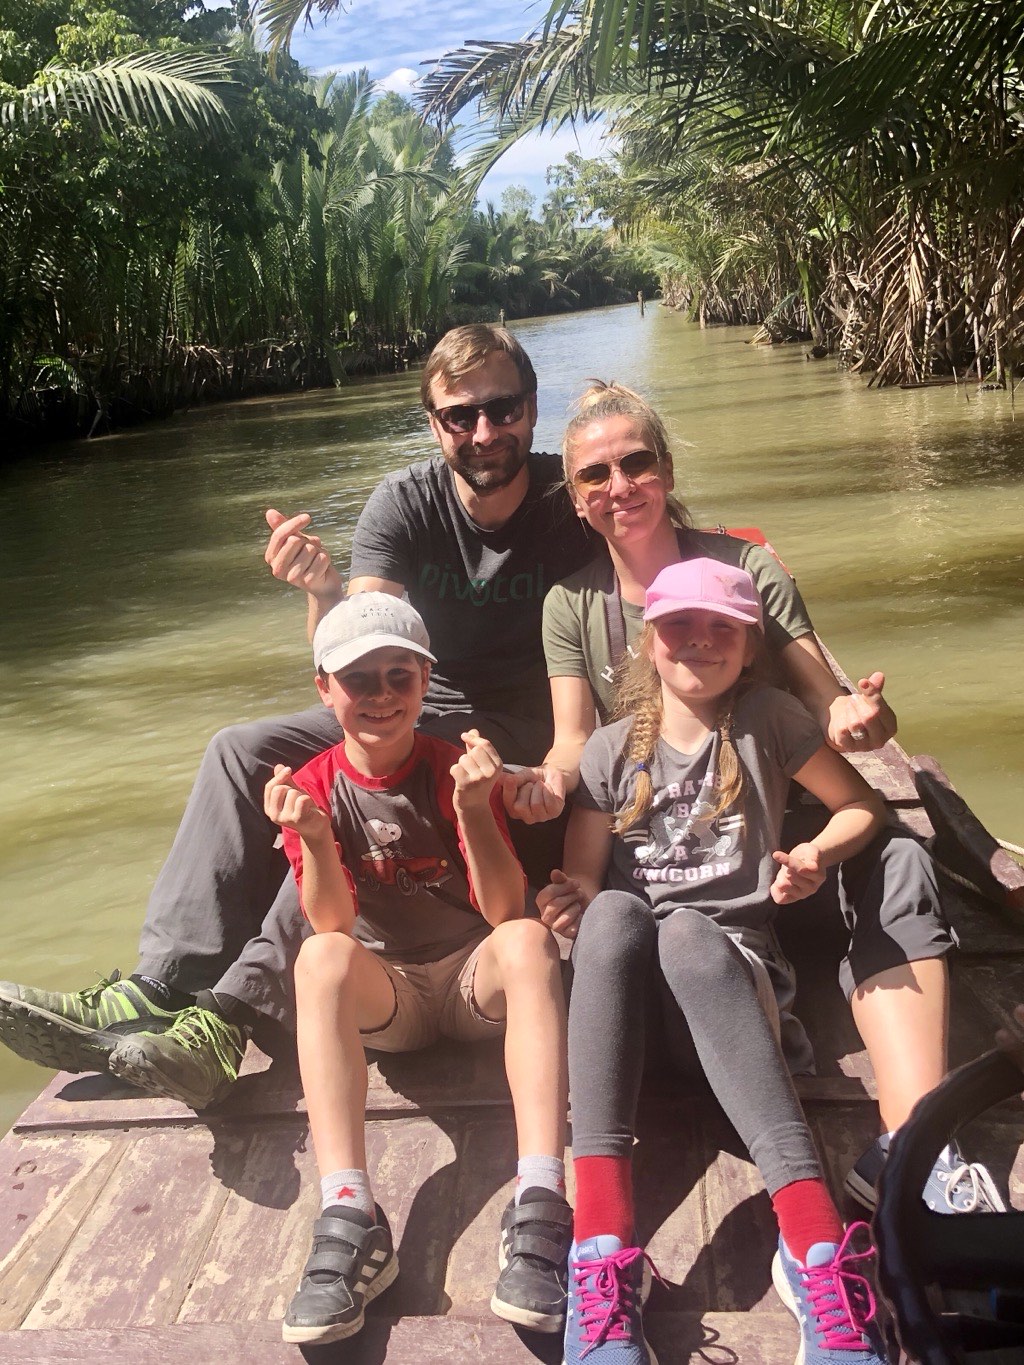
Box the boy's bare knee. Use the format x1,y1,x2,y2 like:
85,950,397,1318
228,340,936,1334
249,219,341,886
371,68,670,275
295,931,361,986
489,917,558,971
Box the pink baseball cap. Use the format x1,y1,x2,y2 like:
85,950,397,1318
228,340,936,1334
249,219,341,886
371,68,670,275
644,558,764,631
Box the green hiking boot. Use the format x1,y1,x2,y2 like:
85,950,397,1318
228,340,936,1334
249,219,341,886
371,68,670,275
108,1005,245,1109
0,970,182,1074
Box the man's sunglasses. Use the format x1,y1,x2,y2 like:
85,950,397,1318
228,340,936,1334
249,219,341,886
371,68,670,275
571,449,662,492
431,393,529,435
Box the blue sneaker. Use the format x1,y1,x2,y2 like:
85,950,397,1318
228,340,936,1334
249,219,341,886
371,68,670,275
772,1224,888,1363
563,1236,657,1364
846,1134,1006,1214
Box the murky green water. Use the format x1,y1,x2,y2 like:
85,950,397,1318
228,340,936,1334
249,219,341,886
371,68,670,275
1,303,1022,1133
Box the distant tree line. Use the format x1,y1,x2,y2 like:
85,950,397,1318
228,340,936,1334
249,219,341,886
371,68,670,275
0,0,655,450
423,0,1024,389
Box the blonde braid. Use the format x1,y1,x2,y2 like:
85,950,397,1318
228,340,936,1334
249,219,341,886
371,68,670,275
710,704,744,818
612,626,664,833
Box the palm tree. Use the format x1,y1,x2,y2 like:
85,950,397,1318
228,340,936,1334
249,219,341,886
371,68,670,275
416,0,1024,386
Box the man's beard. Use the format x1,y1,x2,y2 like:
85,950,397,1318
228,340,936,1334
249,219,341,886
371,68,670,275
449,439,529,493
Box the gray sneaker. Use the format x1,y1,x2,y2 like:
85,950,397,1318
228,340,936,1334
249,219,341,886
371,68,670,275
283,1205,398,1345
491,1186,573,1331
846,1134,1006,1213
0,971,181,1073
108,1005,245,1109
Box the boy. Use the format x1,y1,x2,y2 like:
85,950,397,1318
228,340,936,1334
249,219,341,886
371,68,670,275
264,592,572,1346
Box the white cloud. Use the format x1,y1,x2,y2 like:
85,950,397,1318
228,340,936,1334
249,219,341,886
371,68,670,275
377,66,420,95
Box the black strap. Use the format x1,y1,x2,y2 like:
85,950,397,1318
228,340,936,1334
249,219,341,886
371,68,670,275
602,576,628,671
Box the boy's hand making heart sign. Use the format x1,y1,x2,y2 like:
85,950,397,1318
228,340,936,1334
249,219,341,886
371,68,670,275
450,730,503,812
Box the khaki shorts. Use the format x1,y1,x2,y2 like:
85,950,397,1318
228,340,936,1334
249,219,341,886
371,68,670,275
360,937,506,1053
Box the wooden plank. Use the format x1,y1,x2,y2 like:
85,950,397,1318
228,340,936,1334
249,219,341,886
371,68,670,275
649,1309,799,1362
442,1116,518,1317
846,747,919,803
15,1039,514,1135
179,1113,461,1324
366,1114,463,1319
694,1110,779,1314
0,1311,802,1363
20,1127,236,1330
913,755,1024,913
811,1104,886,1217
177,1119,319,1325
633,1106,715,1312
0,1132,128,1329
957,960,1024,1038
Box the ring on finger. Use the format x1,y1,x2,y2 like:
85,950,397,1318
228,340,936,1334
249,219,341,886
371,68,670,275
850,727,868,741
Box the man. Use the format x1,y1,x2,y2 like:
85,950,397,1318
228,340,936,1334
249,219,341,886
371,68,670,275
0,325,895,1109
0,327,594,1107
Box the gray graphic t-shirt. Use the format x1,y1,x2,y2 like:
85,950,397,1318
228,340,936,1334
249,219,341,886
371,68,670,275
349,454,593,724
575,687,823,933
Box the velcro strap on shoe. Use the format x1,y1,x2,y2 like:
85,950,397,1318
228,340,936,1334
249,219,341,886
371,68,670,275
304,1244,358,1278
510,1200,573,1230
509,1230,570,1264
312,1215,371,1245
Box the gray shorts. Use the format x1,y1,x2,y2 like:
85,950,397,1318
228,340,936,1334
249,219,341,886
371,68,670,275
361,937,506,1053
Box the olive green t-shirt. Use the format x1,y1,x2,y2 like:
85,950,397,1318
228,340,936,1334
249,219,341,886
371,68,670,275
542,529,815,723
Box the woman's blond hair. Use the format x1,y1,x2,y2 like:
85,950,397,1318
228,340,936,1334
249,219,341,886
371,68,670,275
612,622,766,834
561,380,691,529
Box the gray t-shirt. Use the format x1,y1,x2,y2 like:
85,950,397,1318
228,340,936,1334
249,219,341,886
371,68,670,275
349,454,593,725
575,686,823,934
543,529,816,724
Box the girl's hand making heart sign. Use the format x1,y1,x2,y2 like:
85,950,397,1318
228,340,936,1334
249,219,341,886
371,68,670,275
770,842,825,904
450,730,503,811
537,869,587,940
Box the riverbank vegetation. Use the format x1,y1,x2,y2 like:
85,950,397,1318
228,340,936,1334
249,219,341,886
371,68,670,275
1,1,654,449
421,0,1024,389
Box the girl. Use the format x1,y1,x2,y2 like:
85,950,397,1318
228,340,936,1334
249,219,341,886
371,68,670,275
521,383,993,1227
540,557,890,1365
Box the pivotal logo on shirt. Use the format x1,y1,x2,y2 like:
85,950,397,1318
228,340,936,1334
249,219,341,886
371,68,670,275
418,563,546,604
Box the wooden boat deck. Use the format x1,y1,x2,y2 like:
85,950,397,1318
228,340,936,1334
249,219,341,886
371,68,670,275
0,739,1022,1362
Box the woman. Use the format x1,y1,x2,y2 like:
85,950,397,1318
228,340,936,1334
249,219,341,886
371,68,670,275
511,380,1001,1218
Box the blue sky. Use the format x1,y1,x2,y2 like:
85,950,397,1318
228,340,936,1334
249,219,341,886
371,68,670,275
288,0,611,211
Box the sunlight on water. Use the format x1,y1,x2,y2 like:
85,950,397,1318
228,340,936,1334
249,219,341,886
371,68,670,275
1,304,1021,1132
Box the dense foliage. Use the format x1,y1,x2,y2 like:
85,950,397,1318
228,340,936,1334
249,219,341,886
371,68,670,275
420,0,1024,388
1,1,651,449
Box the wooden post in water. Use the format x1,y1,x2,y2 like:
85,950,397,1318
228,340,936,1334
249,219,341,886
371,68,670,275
499,308,506,327
637,290,645,317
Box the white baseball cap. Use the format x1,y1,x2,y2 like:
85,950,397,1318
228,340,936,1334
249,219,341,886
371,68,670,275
313,593,437,674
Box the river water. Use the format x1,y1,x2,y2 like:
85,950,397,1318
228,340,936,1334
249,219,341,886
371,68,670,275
1,303,1022,1133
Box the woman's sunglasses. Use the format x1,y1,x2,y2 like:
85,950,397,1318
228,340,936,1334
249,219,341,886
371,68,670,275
571,449,662,492
431,393,528,435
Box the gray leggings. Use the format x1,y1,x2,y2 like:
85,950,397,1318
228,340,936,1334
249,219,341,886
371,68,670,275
569,891,823,1196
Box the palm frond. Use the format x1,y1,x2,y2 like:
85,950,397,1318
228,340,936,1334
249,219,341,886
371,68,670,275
2,51,234,134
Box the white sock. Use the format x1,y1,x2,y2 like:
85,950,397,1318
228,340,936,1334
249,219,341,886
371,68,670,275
320,1169,376,1220
515,1155,566,1204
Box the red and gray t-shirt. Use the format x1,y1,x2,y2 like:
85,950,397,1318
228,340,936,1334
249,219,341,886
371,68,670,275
282,732,524,964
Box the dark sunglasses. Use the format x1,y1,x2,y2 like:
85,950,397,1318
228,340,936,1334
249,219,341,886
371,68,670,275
572,449,662,491
431,392,528,435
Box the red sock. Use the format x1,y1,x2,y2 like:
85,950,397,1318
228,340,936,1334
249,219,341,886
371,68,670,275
573,1155,634,1244
771,1179,844,1263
